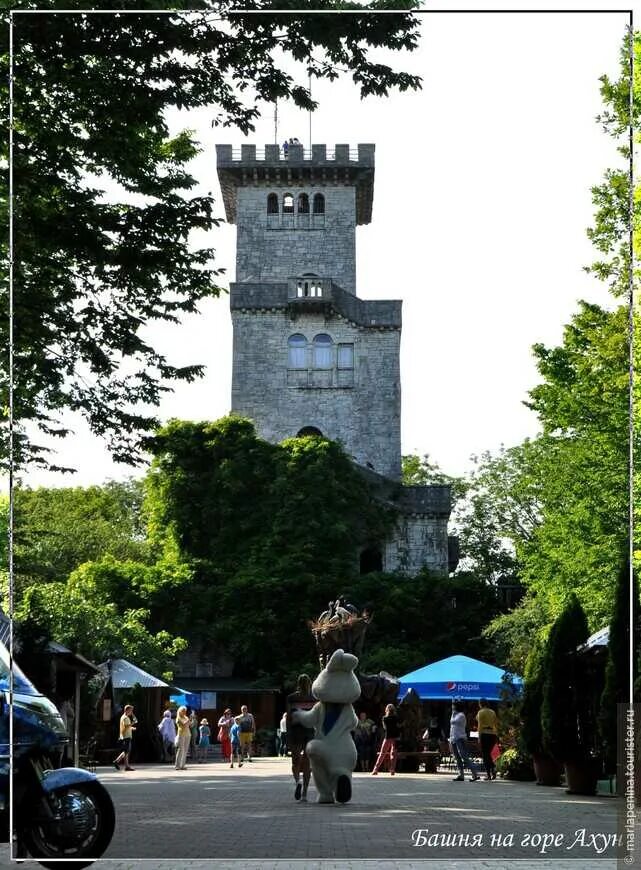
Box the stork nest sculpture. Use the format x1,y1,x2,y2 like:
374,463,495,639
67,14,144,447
309,597,372,669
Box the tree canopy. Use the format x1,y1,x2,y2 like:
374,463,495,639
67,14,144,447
481,34,636,669
13,479,147,593
2,1,421,468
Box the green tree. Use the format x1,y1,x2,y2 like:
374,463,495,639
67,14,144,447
143,417,395,678
345,569,499,677
483,33,637,666
2,1,421,468
15,562,187,677
13,479,148,592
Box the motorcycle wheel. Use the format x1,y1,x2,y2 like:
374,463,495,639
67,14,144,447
20,780,115,867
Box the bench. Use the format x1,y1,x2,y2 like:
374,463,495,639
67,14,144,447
396,750,440,773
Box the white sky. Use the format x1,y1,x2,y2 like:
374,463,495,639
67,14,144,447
20,7,629,488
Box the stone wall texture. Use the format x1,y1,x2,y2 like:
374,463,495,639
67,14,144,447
384,514,450,575
235,186,357,293
231,309,401,480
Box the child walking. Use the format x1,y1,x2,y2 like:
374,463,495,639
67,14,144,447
229,720,243,769
198,718,211,762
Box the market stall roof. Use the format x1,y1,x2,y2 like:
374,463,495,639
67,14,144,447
47,641,99,674
578,625,609,652
398,654,523,701
97,658,170,689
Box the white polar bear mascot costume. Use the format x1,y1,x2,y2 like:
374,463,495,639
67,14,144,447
293,648,360,804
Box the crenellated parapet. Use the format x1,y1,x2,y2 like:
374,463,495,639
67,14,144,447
216,143,375,225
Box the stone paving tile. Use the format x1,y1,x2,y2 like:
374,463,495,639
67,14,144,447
4,757,630,869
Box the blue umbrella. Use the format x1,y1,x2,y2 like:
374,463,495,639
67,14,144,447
398,655,522,701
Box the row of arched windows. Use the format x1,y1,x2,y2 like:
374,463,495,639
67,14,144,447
288,334,354,370
267,193,325,215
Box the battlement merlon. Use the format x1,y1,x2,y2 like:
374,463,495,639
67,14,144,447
216,143,375,225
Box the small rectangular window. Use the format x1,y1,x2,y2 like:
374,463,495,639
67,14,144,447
337,344,354,369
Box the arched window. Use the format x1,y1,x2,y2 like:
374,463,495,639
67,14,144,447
283,193,294,214
267,193,279,214
312,333,333,369
297,426,323,438
313,193,325,214
297,193,309,214
288,334,307,369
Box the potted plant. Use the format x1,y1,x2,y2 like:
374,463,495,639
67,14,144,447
521,638,563,786
541,594,597,795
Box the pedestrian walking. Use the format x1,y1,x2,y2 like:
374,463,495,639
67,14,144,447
278,711,288,756
188,710,199,759
235,705,256,762
113,704,136,771
175,705,191,770
450,701,480,782
217,708,234,762
286,673,315,801
157,709,176,762
476,699,498,780
198,718,211,762
354,711,375,772
372,703,399,775
229,720,243,769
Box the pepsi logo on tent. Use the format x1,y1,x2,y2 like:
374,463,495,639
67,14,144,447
446,682,481,693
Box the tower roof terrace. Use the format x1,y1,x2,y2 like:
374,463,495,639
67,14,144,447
216,143,375,225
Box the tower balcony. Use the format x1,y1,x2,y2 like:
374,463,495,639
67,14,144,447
287,276,333,313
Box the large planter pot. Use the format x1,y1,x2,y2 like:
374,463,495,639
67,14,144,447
564,759,599,796
532,754,563,786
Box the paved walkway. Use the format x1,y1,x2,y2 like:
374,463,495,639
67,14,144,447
5,757,629,868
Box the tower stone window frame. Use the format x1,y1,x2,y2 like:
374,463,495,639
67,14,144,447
312,333,333,369
337,343,354,370
312,192,325,228
282,192,295,229
266,192,280,229
283,192,295,213
288,333,308,369
297,192,310,229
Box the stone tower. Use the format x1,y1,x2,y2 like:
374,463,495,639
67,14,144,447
216,142,453,574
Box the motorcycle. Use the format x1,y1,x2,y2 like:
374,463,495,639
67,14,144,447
0,640,116,868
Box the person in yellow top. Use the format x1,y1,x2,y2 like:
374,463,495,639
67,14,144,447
476,699,498,780
113,704,136,771
175,706,191,770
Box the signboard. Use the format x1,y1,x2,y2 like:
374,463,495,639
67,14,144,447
200,691,217,709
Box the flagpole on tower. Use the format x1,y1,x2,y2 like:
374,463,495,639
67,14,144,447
274,101,278,145
308,71,312,152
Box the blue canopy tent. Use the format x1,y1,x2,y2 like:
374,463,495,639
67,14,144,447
398,655,522,701
169,689,201,710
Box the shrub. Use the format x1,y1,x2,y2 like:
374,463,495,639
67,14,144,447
521,637,547,756
541,593,590,762
495,747,535,781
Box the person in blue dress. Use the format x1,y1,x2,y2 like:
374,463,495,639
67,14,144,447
198,718,211,763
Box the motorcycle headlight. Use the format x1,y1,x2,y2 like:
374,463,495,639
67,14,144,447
14,694,68,741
